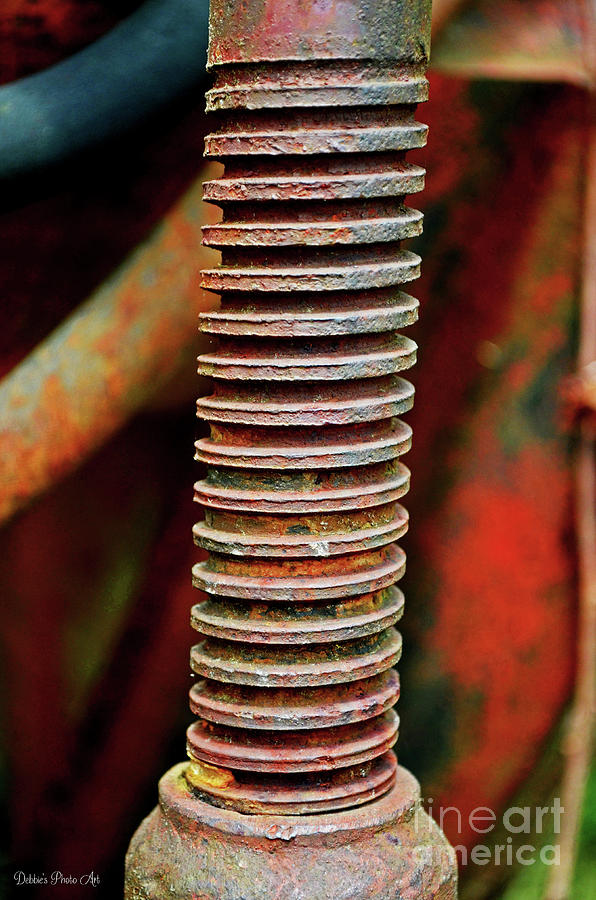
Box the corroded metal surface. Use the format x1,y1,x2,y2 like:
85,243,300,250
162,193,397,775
0,172,218,525
187,0,430,818
2,3,585,893
126,764,457,899
207,1,431,67
127,1,458,895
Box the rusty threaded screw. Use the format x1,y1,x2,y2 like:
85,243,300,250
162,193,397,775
125,3,457,896
187,14,427,815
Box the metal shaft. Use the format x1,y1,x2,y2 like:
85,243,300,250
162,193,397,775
187,0,430,815
126,4,457,896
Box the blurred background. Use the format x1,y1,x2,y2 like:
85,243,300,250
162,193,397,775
0,1,594,897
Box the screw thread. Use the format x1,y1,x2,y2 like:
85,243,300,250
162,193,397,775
189,58,427,814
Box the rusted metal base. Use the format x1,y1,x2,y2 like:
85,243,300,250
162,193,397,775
125,763,457,899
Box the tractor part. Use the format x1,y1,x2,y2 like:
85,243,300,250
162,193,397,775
125,1,457,897
0,169,218,525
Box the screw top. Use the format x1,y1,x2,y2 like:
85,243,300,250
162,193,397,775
207,0,431,68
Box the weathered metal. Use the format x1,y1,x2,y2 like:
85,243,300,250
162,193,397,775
126,0,457,896
126,764,454,899
563,361,596,424
187,1,429,820
431,0,592,86
0,172,218,525
0,3,585,896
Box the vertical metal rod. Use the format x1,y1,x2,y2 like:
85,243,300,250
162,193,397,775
126,3,458,896
188,2,428,813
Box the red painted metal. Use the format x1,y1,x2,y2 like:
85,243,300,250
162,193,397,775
432,0,592,86
406,80,581,862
